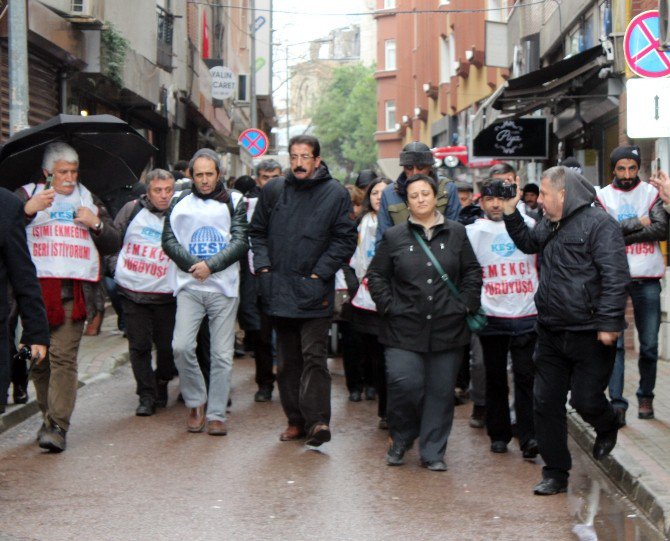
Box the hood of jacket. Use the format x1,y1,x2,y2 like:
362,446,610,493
285,162,332,189
561,168,596,220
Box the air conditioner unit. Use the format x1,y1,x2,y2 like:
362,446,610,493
49,0,104,26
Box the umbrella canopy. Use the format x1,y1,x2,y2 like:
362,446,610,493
0,114,156,196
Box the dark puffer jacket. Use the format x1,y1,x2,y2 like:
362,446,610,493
503,169,630,332
367,218,482,353
249,164,357,319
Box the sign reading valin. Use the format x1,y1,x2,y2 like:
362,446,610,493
210,65,236,100
473,118,548,159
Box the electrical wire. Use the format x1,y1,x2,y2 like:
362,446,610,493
187,0,550,16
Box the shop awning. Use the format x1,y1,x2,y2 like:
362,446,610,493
491,45,611,117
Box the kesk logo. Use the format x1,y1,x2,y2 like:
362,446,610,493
140,227,161,241
491,233,516,257
617,204,638,222
189,226,227,259
49,203,75,221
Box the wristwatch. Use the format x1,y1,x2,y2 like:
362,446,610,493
94,221,103,233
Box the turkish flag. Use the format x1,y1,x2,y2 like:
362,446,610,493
202,10,210,59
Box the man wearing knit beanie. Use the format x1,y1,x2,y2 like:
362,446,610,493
596,146,668,424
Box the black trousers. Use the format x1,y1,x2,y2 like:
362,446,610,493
122,298,177,399
341,321,375,393
479,333,536,448
535,325,618,482
273,316,331,432
249,305,275,391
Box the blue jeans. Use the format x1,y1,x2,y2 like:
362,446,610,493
609,279,661,410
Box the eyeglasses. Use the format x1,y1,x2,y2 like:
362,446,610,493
290,154,315,162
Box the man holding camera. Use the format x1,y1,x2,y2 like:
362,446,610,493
503,166,629,495
466,178,539,459
17,142,120,452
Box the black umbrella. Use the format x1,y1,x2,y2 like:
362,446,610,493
0,114,156,196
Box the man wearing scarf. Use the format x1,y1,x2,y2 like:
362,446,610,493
162,149,249,436
16,142,120,452
596,146,668,424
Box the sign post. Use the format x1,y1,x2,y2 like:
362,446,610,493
238,128,269,158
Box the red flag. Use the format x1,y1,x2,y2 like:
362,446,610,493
202,10,210,59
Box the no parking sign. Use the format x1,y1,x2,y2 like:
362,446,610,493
624,10,670,78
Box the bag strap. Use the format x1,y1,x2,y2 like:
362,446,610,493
411,229,463,300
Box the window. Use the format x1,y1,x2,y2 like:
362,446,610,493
599,0,611,38
385,100,396,131
383,0,395,8
439,35,455,83
384,39,396,70
156,4,174,71
565,27,582,57
583,14,594,49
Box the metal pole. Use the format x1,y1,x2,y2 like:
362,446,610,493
285,44,289,150
250,0,258,129
8,0,30,135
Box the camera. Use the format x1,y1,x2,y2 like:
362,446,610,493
13,345,32,363
481,180,517,199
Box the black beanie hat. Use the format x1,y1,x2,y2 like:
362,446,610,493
560,157,583,174
610,146,641,168
399,141,434,167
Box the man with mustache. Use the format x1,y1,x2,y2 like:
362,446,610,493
596,146,668,424
16,142,121,452
250,135,356,446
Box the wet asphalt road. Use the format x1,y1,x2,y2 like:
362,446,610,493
0,357,664,541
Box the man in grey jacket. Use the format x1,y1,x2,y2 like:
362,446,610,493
162,149,248,436
503,166,630,496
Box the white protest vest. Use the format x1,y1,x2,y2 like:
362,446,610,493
115,207,172,294
597,182,665,279
167,192,242,297
24,183,100,281
351,212,378,312
466,217,538,318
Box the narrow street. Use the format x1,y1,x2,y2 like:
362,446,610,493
0,357,663,541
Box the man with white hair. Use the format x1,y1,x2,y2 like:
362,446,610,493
162,149,249,436
16,142,121,452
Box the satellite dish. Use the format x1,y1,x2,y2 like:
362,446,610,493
661,0,670,48
444,155,460,168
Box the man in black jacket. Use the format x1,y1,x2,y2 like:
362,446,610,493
0,189,50,414
250,135,357,447
503,166,630,496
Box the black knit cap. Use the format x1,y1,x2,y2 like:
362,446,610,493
610,146,641,168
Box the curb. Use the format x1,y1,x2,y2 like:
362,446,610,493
0,350,129,436
568,409,670,538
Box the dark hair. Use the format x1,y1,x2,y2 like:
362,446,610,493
362,177,392,214
289,135,320,158
405,174,438,195
488,162,516,177
522,183,539,195
255,159,282,175
174,160,189,173
234,175,256,194
345,184,365,206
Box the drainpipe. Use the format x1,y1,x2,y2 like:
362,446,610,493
8,0,30,135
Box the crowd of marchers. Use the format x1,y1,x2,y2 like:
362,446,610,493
2,133,670,497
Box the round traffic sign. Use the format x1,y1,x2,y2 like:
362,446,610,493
238,128,269,158
624,10,670,78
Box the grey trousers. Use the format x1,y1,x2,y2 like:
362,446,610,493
468,335,486,407
386,346,463,463
172,289,238,422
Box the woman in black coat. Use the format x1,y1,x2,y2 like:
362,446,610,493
367,174,482,471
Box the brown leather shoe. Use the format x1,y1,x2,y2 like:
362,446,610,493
187,405,206,432
207,420,228,436
279,425,306,441
84,312,104,336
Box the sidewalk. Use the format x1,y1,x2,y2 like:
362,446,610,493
568,352,670,538
0,306,129,434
